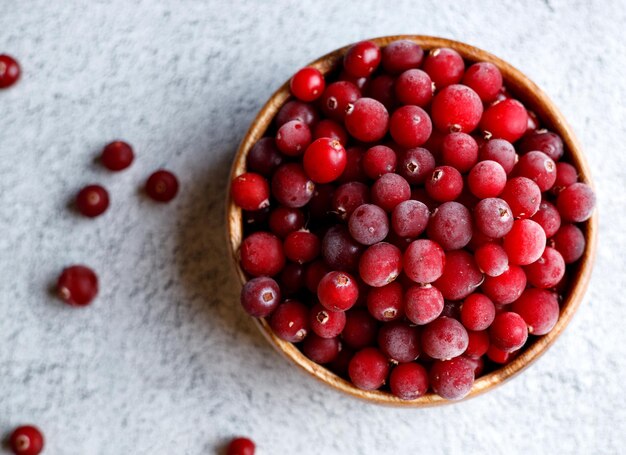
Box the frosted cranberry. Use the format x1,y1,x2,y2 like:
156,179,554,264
480,99,528,143
440,133,478,173
468,160,507,199
302,334,340,364
552,224,585,264
487,345,517,364
378,321,421,363
332,182,369,221
240,232,285,277
382,40,424,74
101,141,134,170
345,97,389,143
391,200,429,238
519,130,564,161
270,300,309,342
231,173,270,211
489,312,528,352
271,163,315,208
515,151,556,191
422,48,465,88
512,288,560,335
404,239,445,284
430,357,475,400
425,166,463,202
398,147,435,184
461,62,503,102
427,201,473,250
348,204,389,245
313,119,348,144
227,437,255,455
503,219,546,265
240,277,281,317
343,40,381,77
303,138,347,183
465,330,490,358
337,146,367,183
57,265,98,306
358,242,403,287
478,138,517,174
389,105,432,148
460,293,496,331
284,231,320,264
310,303,346,338
433,250,483,300
342,308,378,349
146,170,179,202
275,100,319,128
320,81,361,121
473,196,515,239
475,243,509,277
246,137,283,176
366,282,404,321
531,201,561,238
268,206,305,238
279,262,304,296
365,74,397,110
276,120,312,156
500,177,541,219
421,317,469,360
317,271,359,312
290,67,325,102
348,347,389,390
389,362,428,400
405,284,444,325
362,145,397,179
395,69,433,106
556,182,596,222
431,84,483,134
76,184,110,217
322,225,363,271
370,173,410,213
481,265,527,304
9,425,44,455
552,162,578,193
524,246,565,289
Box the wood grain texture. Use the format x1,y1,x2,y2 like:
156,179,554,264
225,35,597,406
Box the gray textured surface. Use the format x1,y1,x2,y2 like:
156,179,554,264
1,0,625,453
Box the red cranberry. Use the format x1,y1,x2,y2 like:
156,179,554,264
552,224,585,264
362,145,397,179
57,265,98,306
465,330,490,358
319,81,361,121
322,225,363,272
489,312,528,352
313,119,348,145
433,250,483,300
487,344,517,364
552,162,579,194
302,334,341,364
366,282,404,321
378,321,421,363
342,308,378,349
405,284,444,325
431,84,483,134
284,230,321,264
531,201,562,238
343,41,381,77
427,201,473,251
461,62,503,102
358,242,403,288
145,170,179,202
511,288,560,335
460,293,496,331
279,262,305,296
303,138,347,183
345,97,389,143
371,173,411,212
500,177,542,219
240,276,281,317
389,105,432,148
9,425,44,455
475,242,509,277
398,147,435,184
429,357,475,400
468,160,507,198
519,130,564,161
478,138,517,174
422,48,465,88
310,303,346,338
425,166,463,202
76,184,110,217
240,231,285,277
231,173,270,211
227,437,255,455
332,182,370,220
290,67,325,102
382,40,424,74
514,151,556,191
421,316,469,360
271,163,315,208
246,137,283,176
348,203,389,246
441,132,479,173
337,146,367,183
365,74,397,110
480,99,528,143
524,246,565,289
275,100,319,128
556,182,596,222
0,54,21,88
503,219,546,265
269,300,310,342
101,141,134,170
268,206,305,238
276,120,312,156
317,271,359,312
394,69,433,106
391,200,429,238
403,239,445,284
389,362,429,400
348,347,389,390
481,265,527,305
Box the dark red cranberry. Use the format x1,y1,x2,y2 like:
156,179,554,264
240,231,285,277
268,206,305,238
269,300,310,342
389,362,428,400
389,105,432,148
551,224,585,264
425,166,463,202
481,265,527,304
514,151,556,192
337,146,367,183
486,344,517,364
284,230,321,264
431,84,483,134
397,147,435,184
332,182,370,220
57,265,98,306
489,312,528,352
290,67,325,102
433,250,483,300
246,137,283,176
275,100,319,128
468,160,507,198
474,197,515,238
511,288,560,335
500,177,541,219
271,163,315,208
275,120,312,156
348,347,389,390
429,357,475,400
371,173,411,212
403,239,445,284
303,138,347,183
345,97,389,143
427,201,473,251
319,81,361,122
378,321,421,363
278,262,305,296
524,246,565,289
422,48,465,88
366,282,404,321
76,184,110,217
308,184,334,219
365,74,397,110
145,169,179,202
358,242,403,288
421,316,469,360
317,271,359,312
405,284,444,325
464,330,490,358
552,162,578,194
342,308,378,349
503,219,546,266
461,62,503,102
348,203,389,245
343,41,381,77
480,99,528,143
313,119,348,145
478,138,517,174
227,437,255,455
519,130,564,161
9,425,44,455
395,69,433,107
231,173,270,211
302,334,341,364
240,277,281,317
321,225,363,271
382,40,424,74
310,303,346,338
556,182,596,222
101,141,134,170
0,54,21,88
460,293,496,331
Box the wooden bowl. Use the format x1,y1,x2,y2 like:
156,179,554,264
226,35,597,406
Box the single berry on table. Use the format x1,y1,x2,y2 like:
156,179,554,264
57,265,98,306
76,184,110,217
145,169,179,202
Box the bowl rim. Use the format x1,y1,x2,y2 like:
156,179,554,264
225,35,598,406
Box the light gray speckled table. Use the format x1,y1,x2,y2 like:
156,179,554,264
1,1,625,454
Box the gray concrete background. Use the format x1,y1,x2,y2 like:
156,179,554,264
1,0,625,453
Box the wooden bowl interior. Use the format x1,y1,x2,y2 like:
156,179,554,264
226,35,597,406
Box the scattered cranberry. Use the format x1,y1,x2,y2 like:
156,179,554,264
101,141,134,170
227,437,255,455
231,173,270,211
0,54,21,88
9,425,44,455
57,265,98,306
145,169,179,202
76,184,110,217
290,67,325,102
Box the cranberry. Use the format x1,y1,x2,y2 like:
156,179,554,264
231,173,270,211
342,308,378,349
433,250,483,300
362,145,397,179
378,321,421,363
552,224,586,264
9,425,44,455
343,40,381,77
389,105,432,148
425,166,463,202
405,284,444,325
358,242,403,288
317,271,359,312
348,347,389,390
404,239,445,284
556,182,596,222
276,120,312,156
465,330,490,358
422,48,465,88
365,74,397,110
531,201,562,238
371,173,411,212
240,231,285,277
478,138,517,174
101,141,134,170
503,219,547,265
489,312,528,352
500,177,542,219
290,67,325,102
302,334,341,364
481,264,527,304
427,201,473,251
441,132,479,173
322,225,363,271
511,288,560,335
391,200,429,238
480,99,528,143
389,362,429,400
313,119,348,145
514,151,556,191
475,242,509,277
303,137,347,183
394,69,433,106
0,54,21,88
345,97,389,143
552,162,578,194
270,300,310,342
57,265,98,306
268,206,305,238
227,437,255,455
275,100,319,128
240,276,281,317
519,130,564,161
366,282,404,321
421,316,469,360
271,163,315,208
468,160,507,199
431,84,483,134
332,182,370,220
524,246,565,289
486,344,517,364
382,40,424,74
246,137,283,176
460,293,496,331
461,62,503,102
76,184,110,217
279,262,305,296
348,203,389,245
310,303,346,338
145,169,179,202
398,147,435,184
430,357,475,400
284,230,320,264
319,81,361,121
338,146,367,183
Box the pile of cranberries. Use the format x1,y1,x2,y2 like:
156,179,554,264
231,39,596,401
